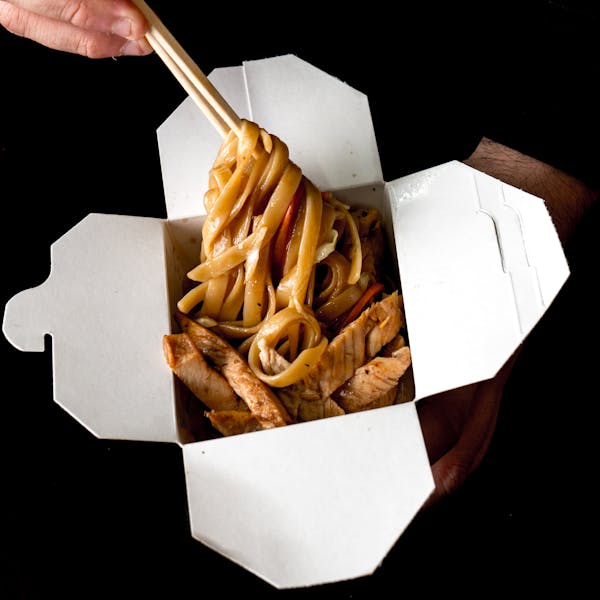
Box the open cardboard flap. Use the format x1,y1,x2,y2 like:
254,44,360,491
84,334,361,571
2,55,569,588
183,402,431,589
387,161,570,399
3,214,179,442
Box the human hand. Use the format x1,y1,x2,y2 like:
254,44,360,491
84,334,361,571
0,0,151,57
418,137,597,506
418,354,517,506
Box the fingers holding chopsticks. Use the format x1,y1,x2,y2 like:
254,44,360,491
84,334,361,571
0,0,152,57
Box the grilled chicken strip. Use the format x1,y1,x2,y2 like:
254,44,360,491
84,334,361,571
257,341,345,421
163,333,242,411
264,292,404,419
333,347,412,413
206,410,261,437
303,291,403,398
175,313,292,429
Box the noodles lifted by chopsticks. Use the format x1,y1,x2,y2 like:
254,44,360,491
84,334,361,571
177,119,376,387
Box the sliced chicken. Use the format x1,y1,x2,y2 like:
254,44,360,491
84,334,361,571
303,291,403,398
175,313,292,429
333,346,412,413
206,410,261,437
162,333,242,411
297,397,345,422
258,342,345,421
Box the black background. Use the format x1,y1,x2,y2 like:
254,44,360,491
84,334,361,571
1,1,598,598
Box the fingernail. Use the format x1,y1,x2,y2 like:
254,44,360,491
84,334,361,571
120,39,152,56
112,18,133,39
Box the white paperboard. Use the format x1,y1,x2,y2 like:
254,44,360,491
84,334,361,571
387,162,570,399
2,55,569,588
183,402,430,589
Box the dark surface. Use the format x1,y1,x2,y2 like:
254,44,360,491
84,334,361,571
1,1,598,598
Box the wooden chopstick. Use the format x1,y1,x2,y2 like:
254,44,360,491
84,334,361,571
132,0,241,138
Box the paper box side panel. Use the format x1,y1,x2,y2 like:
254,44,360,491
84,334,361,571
163,215,223,444
183,402,433,589
387,161,568,400
3,214,179,443
164,215,205,284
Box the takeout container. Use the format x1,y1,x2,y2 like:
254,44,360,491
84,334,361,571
2,55,569,588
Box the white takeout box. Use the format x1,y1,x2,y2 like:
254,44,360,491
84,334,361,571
3,55,569,588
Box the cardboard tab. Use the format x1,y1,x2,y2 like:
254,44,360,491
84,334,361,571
183,402,434,589
3,213,179,442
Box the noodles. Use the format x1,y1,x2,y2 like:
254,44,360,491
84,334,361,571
165,118,414,438
177,119,372,387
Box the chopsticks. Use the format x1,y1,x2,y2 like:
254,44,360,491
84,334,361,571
131,0,241,138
